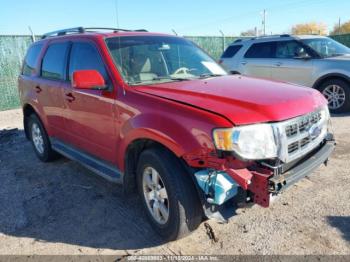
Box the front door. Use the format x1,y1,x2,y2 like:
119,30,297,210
270,40,314,86
62,41,117,164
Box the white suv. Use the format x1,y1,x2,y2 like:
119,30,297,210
219,35,350,113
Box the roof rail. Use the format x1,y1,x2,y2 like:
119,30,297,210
248,34,292,41
41,27,148,39
42,27,85,39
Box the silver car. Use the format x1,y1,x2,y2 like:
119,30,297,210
219,35,350,113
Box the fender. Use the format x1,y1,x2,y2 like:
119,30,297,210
116,112,217,171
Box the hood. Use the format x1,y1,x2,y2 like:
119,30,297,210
324,54,350,61
134,75,326,125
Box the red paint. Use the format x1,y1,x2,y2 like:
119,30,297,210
72,70,105,89
18,31,327,208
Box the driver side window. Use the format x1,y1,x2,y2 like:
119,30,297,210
69,42,109,83
275,40,310,59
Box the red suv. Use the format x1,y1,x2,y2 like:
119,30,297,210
18,27,335,241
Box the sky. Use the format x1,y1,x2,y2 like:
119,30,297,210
0,0,349,36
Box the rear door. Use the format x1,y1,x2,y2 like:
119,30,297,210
36,41,70,139
240,41,275,79
219,44,243,73
270,40,314,86
61,40,117,164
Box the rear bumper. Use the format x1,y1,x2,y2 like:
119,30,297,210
269,139,336,194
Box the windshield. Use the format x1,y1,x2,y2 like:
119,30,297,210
105,36,227,85
301,38,350,58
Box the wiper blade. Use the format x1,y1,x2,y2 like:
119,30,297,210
153,76,192,81
127,76,191,85
198,73,224,79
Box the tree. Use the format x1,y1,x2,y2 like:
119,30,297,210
291,22,327,35
240,28,258,36
331,20,350,35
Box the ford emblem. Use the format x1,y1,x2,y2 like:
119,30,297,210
308,124,322,139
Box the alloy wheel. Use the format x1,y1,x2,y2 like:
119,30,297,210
142,166,169,225
322,84,346,110
31,122,44,154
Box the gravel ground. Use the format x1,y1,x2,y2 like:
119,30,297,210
0,108,349,255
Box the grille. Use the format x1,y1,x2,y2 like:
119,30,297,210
276,108,327,163
285,111,321,138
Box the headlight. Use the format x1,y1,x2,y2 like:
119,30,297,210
213,124,278,160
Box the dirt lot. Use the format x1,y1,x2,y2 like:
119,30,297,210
0,108,349,255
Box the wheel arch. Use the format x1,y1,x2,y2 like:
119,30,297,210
123,138,190,194
23,103,40,139
312,73,350,90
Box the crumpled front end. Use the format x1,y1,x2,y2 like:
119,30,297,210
184,106,336,221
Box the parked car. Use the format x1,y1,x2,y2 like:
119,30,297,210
219,35,350,113
19,27,335,241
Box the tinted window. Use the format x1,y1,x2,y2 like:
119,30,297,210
41,42,69,80
22,43,43,76
221,45,242,58
275,40,308,58
244,42,275,58
69,42,108,81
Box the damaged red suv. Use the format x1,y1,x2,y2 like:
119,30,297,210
18,27,335,241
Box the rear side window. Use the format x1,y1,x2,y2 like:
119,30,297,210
244,42,275,58
221,45,242,58
22,43,43,76
68,42,108,81
41,42,69,80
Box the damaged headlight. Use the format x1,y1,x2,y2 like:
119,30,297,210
213,124,277,160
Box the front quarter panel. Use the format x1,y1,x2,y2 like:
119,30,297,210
312,59,350,87
115,89,233,171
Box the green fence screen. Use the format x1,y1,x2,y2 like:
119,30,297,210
0,36,34,111
1,34,350,111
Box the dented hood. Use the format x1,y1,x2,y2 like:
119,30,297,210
134,75,327,125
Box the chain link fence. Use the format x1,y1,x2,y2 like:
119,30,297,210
1,34,350,111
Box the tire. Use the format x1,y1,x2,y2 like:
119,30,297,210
136,147,202,241
319,79,350,114
28,114,58,162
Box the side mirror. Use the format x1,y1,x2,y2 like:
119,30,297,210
72,70,107,90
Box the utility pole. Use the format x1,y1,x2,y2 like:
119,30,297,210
262,9,266,36
219,30,225,52
28,26,36,42
338,17,341,34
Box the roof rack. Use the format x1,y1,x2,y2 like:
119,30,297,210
41,27,148,39
250,34,291,40
232,34,291,44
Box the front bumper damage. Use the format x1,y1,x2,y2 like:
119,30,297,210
189,135,335,222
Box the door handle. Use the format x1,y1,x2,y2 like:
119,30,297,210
241,61,247,65
35,86,42,93
275,62,282,66
65,92,75,102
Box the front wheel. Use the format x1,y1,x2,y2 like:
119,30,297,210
319,79,350,113
136,147,202,241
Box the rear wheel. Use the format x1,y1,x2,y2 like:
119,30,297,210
136,147,202,241
319,79,350,113
28,114,58,162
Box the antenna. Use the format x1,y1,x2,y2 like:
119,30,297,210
115,0,120,28
28,26,36,42
115,0,126,95
171,29,178,36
